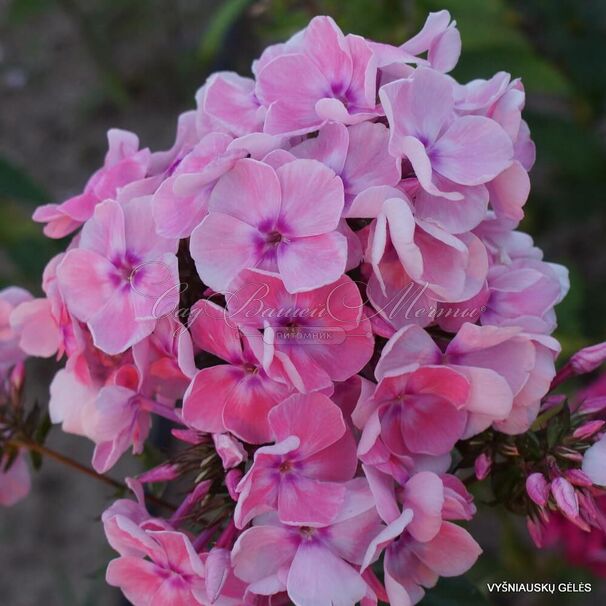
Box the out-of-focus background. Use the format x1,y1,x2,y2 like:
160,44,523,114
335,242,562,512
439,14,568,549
0,0,605,604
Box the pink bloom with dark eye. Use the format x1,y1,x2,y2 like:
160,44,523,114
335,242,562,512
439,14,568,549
360,366,470,458
232,479,382,606
182,299,291,444
255,16,379,136
380,67,513,199
56,198,180,355
33,130,150,238
375,323,558,437
234,393,357,527
290,121,400,209
190,158,346,294
105,518,206,606
227,269,374,393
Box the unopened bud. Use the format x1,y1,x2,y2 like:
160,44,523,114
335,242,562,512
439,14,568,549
137,463,180,483
564,469,593,488
526,473,549,507
551,477,580,521
570,342,606,374
573,420,605,440
474,453,491,481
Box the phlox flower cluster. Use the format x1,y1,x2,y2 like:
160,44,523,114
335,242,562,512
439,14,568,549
6,10,606,606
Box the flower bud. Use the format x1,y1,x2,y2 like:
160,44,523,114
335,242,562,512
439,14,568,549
570,341,606,374
474,452,491,481
526,472,549,507
225,468,243,501
526,517,544,548
578,396,606,415
573,420,605,440
137,463,180,483
213,433,247,470
551,477,579,521
564,469,593,487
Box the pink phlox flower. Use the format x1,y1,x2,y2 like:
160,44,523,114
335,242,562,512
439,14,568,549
56,197,180,355
33,129,150,238
226,269,374,393
232,478,382,606
380,67,513,199
234,392,357,528
182,299,292,444
190,157,347,294
255,16,380,136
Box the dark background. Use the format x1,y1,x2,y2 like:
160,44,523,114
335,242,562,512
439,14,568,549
0,0,605,604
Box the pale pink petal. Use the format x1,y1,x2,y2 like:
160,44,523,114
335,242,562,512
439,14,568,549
268,393,346,457
151,175,211,239
223,373,290,444
209,158,281,227
287,542,367,606
106,557,164,604
415,184,489,234
56,249,116,321
190,213,261,293
376,325,441,380
277,159,344,237
432,116,513,185
411,522,482,576
88,290,155,355
290,122,349,174
79,200,126,258
232,525,296,595
343,122,400,195
403,472,444,542
301,16,352,88
277,232,347,293
278,476,347,526
258,55,330,136
204,72,262,136
181,366,237,434
10,298,60,358
487,161,529,222
187,299,242,363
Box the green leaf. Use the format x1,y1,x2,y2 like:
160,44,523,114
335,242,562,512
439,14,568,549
421,576,492,605
33,412,52,447
7,0,51,23
0,156,49,203
197,0,253,67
